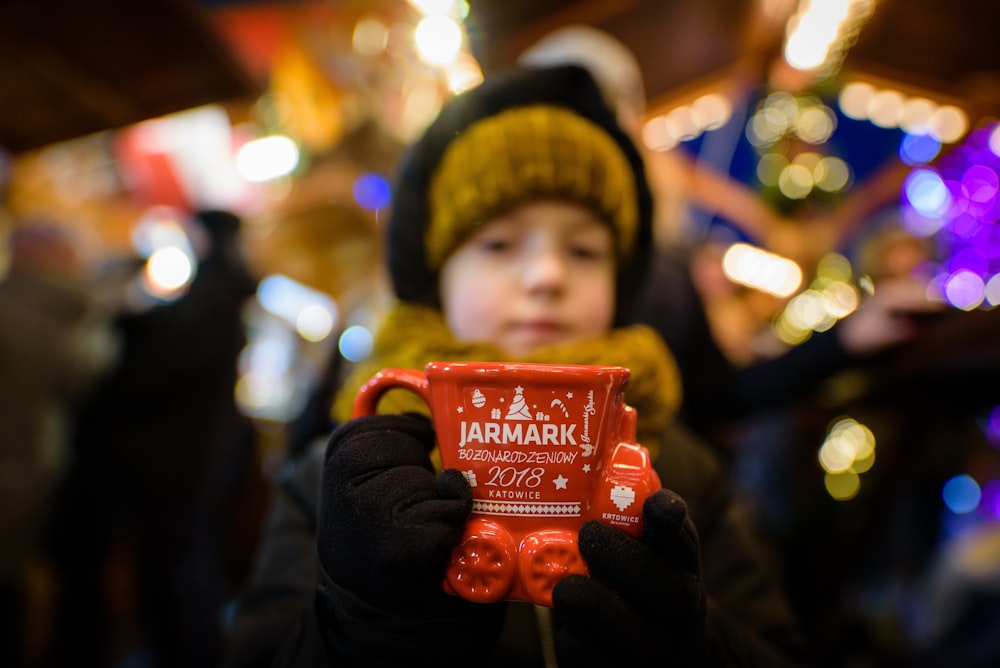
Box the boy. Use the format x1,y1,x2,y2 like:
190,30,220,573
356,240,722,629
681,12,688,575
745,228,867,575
225,64,809,667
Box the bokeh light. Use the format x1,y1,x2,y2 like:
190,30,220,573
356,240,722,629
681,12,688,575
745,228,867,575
339,324,374,362
901,122,1000,310
814,156,851,192
943,269,985,310
296,304,334,342
825,470,861,501
987,274,1000,306
721,242,802,297
942,474,981,514
782,0,873,76
352,17,388,57
979,479,1000,520
235,134,300,182
838,80,968,146
774,253,860,345
353,173,392,211
899,132,942,165
903,168,950,218
838,81,873,120
644,90,735,153
987,405,1000,447
899,97,936,133
445,55,483,93
414,15,463,65
145,246,194,293
817,417,877,501
256,274,339,339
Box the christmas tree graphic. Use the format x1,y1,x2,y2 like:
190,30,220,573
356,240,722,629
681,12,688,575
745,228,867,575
505,385,533,420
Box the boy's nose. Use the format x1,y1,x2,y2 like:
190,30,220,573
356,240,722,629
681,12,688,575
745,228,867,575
520,247,568,294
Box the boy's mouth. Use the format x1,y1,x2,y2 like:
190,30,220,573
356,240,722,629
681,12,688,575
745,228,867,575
510,320,567,342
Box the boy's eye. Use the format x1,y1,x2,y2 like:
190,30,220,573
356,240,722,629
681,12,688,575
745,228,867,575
569,244,608,261
478,236,514,253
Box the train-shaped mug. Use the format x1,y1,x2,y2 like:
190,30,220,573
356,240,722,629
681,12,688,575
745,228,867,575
352,361,661,607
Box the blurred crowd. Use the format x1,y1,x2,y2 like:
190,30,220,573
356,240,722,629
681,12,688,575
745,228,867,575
0,206,265,667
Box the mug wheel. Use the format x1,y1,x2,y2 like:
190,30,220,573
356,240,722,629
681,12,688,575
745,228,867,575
518,529,588,607
445,519,515,603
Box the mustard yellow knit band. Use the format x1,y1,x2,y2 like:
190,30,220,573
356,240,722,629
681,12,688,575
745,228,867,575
425,104,638,270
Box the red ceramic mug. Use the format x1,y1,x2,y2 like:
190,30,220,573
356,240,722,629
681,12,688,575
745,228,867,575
352,361,661,606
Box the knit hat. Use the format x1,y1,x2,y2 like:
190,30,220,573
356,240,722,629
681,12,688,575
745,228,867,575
387,64,654,324
426,104,638,269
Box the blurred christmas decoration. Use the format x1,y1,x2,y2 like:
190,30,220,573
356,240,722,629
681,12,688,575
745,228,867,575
901,122,1000,310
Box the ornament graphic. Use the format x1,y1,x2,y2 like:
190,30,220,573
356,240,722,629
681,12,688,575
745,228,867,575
472,388,486,408
610,485,636,511
505,385,533,420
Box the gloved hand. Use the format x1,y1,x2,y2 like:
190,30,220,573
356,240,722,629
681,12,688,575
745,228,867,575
316,413,505,663
552,488,796,667
551,488,707,666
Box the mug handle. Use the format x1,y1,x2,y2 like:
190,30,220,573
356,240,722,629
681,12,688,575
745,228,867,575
351,367,432,418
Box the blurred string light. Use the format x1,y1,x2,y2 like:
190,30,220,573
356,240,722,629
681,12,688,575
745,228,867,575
721,242,803,297
900,122,1000,310
256,273,339,342
783,0,876,77
838,81,969,144
642,92,733,152
773,253,859,345
819,416,876,501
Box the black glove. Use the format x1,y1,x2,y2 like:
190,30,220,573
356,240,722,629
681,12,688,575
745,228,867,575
552,488,796,667
316,413,505,664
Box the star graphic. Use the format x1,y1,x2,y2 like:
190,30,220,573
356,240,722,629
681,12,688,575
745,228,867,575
566,392,573,399
553,474,569,490
457,406,464,413
515,385,523,393
582,464,591,473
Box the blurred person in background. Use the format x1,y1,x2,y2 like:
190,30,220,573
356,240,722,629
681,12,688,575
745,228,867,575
43,209,261,668
0,211,118,667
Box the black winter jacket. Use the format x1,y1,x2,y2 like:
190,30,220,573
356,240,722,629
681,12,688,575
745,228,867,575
225,421,810,667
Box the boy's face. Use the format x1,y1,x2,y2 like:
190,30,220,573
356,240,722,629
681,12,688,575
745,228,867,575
439,199,616,357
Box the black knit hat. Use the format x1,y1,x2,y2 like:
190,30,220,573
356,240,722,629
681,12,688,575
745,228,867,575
386,63,654,325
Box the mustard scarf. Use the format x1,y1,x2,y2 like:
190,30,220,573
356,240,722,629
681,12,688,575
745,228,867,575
332,302,682,461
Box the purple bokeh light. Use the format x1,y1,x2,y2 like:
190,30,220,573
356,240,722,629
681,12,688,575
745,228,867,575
987,405,1000,448
979,479,1000,520
901,123,1000,309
